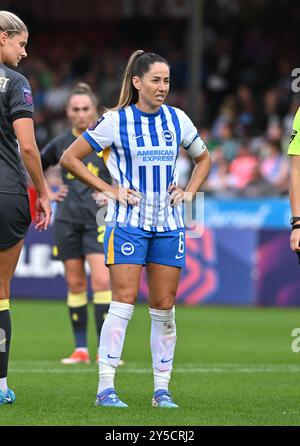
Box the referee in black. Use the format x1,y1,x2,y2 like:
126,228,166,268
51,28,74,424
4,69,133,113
41,83,116,365
0,11,51,405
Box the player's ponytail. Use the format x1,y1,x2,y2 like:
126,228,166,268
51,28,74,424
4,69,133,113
113,50,170,110
0,11,27,36
115,50,144,110
67,82,98,108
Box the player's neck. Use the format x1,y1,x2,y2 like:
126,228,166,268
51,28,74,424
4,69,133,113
134,101,160,115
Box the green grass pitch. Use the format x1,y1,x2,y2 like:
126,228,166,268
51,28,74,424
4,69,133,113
1,300,300,426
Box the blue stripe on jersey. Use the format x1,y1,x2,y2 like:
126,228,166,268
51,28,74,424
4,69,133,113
139,166,147,193
153,165,160,192
166,165,172,188
131,105,145,147
139,165,147,227
159,107,173,147
167,106,181,148
82,131,103,152
167,106,181,186
119,109,133,188
152,165,160,228
148,115,159,146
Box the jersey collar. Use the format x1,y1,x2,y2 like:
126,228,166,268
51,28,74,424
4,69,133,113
131,103,161,118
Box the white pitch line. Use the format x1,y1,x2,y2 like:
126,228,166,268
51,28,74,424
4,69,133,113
9,366,300,374
10,361,300,368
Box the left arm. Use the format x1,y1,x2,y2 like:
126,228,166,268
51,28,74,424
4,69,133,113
185,149,211,196
60,136,141,205
169,111,212,206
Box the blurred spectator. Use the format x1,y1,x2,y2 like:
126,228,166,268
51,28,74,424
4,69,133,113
44,72,71,114
238,165,276,198
203,147,236,197
235,85,258,136
229,143,259,189
14,1,299,198
260,140,289,194
217,122,239,161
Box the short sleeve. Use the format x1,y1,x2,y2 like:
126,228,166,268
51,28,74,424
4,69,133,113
9,75,34,121
82,112,115,153
179,110,199,149
288,107,300,155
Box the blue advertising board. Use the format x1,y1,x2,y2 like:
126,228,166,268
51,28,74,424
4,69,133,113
11,198,299,306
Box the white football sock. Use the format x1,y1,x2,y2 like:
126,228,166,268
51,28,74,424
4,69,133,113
149,306,177,393
97,301,134,394
0,377,8,393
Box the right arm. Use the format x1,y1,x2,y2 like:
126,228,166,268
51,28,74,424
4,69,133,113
13,118,51,230
60,136,140,205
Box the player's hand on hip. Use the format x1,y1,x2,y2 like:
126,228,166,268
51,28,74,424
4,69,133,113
92,191,108,207
126,188,142,205
290,228,300,251
35,196,52,231
168,184,184,207
105,186,141,206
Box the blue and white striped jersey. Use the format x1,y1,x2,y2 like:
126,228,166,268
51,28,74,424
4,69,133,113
83,103,206,232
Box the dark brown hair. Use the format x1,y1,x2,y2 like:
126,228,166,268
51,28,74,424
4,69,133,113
113,50,170,110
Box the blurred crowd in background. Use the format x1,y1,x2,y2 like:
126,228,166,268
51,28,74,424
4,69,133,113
13,0,300,196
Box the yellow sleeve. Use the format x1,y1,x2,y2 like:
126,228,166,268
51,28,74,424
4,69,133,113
288,107,300,155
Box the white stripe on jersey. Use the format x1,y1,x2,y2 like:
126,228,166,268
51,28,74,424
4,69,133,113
83,103,205,232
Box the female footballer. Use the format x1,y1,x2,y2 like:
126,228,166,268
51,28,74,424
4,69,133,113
41,83,116,365
60,50,211,408
0,11,51,405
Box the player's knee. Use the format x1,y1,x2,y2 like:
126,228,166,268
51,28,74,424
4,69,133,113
151,296,175,310
67,278,86,294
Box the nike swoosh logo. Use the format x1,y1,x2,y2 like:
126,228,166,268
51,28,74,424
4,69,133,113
107,354,119,359
4,396,11,403
132,134,145,139
161,358,173,363
0,338,7,345
175,255,184,259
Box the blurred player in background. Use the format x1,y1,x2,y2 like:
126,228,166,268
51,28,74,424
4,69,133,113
288,107,300,250
0,11,51,405
41,83,119,365
60,50,211,408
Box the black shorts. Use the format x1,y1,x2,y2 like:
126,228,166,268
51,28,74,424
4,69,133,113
52,220,105,261
0,193,31,250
